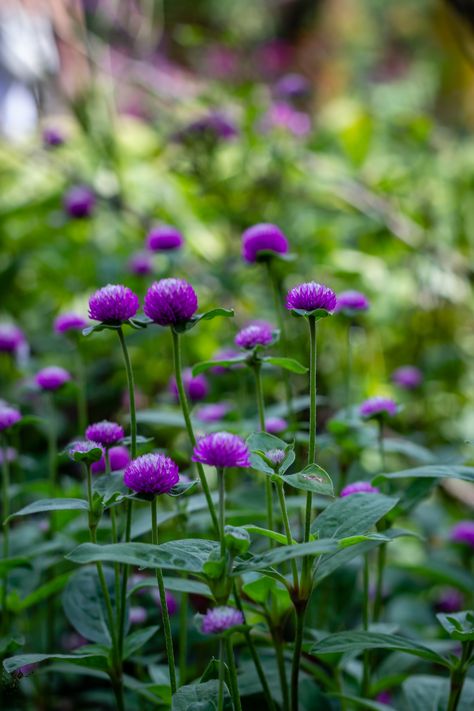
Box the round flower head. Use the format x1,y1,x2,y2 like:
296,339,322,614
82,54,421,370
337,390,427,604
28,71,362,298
195,402,231,423
359,397,397,419
54,312,88,334
129,252,153,276
286,282,337,313
88,284,139,323
450,521,474,549
144,278,198,327
202,606,244,634
266,416,288,434
235,321,274,350
43,127,64,147
170,369,209,403
192,432,250,468
340,481,380,497
0,406,21,432
178,112,238,142
335,291,370,315
275,73,310,100
241,223,289,263
35,366,71,391
68,440,104,461
436,588,464,614
0,323,25,352
64,185,96,219
124,453,179,495
261,102,311,137
392,366,423,390
146,225,184,252
266,449,286,466
86,420,124,448
92,445,131,474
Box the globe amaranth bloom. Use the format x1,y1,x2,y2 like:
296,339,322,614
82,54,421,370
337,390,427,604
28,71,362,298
92,445,131,474
275,73,310,100
0,406,21,432
195,402,231,423
0,323,26,352
64,185,96,219
392,366,423,390
286,282,337,313
68,440,104,461
144,278,198,327
266,416,288,434
43,127,64,147
89,284,140,323
192,432,250,469
36,366,71,391
86,420,124,448
146,225,184,252
129,252,153,276
340,481,380,497
54,312,88,334
178,112,238,142
241,223,289,263
359,397,397,419
435,588,464,613
266,449,286,466
335,291,370,315
235,321,274,350
201,606,244,634
124,453,179,495
450,521,474,549
170,369,208,403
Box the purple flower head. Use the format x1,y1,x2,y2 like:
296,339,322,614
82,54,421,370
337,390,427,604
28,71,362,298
54,312,88,334
192,432,250,469
436,588,464,614
146,225,184,252
86,420,124,448
155,590,178,616
392,366,423,390
235,321,274,350
262,102,311,137
144,278,198,327
210,348,242,374
335,291,370,315
275,73,310,100
129,252,153,276
286,282,337,314
64,185,96,219
195,402,231,423
92,445,130,474
0,406,21,432
266,417,288,434
179,112,238,142
359,397,397,420
266,449,286,466
0,323,26,352
124,453,179,495
68,440,104,461
130,606,147,625
170,369,209,403
340,481,380,497
450,521,474,549
375,692,392,705
241,223,289,263
201,606,244,635
43,127,64,147
35,366,71,391
89,284,140,324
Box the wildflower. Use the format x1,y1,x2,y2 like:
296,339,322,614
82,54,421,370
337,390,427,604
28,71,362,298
54,312,88,334
262,102,311,137
266,416,287,434
129,252,153,276
235,322,274,350
195,402,231,423
92,445,130,474
201,606,244,634
266,449,286,466
64,185,95,218
340,481,380,497
170,369,208,402
144,278,197,327
335,290,370,315
450,521,474,549
241,223,289,263
88,284,139,324
43,127,64,147
0,406,21,432
192,432,250,469
85,420,124,448
286,282,337,313
124,453,179,495
35,366,71,391
0,323,25,352
154,590,178,616
392,366,423,390
146,225,184,252
359,397,397,419
275,73,310,100
67,440,104,462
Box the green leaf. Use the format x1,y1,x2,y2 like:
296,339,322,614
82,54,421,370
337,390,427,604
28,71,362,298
311,493,399,537
289,308,332,320
167,480,198,497
123,626,159,660
172,308,234,333
0,556,31,574
382,439,435,463
233,539,339,574
330,694,397,711
282,464,334,496
247,432,294,475
437,611,474,641
263,356,308,374
67,446,103,464
128,576,212,599
62,567,121,645
8,498,89,521
11,572,71,612
93,473,128,505
403,676,474,711
3,652,108,675
172,679,233,711
244,525,295,546
373,465,474,486
393,560,474,594
192,355,247,376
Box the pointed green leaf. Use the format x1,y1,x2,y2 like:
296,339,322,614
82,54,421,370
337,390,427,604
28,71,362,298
373,465,474,486
282,464,334,496
8,498,89,521
192,355,247,376
263,356,308,374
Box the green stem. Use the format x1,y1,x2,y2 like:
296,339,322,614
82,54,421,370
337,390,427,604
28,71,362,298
373,421,386,622
171,329,219,535
117,327,137,459
1,437,10,631
75,348,88,434
107,450,121,627
47,395,57,500
273,630,289,711
276,480,299,590
447,641,474,711
362,553,370,696
266,260,293,420
225,637,242,711
151,498,177,693
118,498,133,659
305,316,317,542
178,591,188,685
218,638,225,711
346,324,353,414
217,468,226,556
290,606,306,711
253,363,274,537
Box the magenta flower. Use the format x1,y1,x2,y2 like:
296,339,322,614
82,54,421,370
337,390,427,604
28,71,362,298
144,278,198,327
450,521,474,549
266,449,286,466
124,453,179,495
0,406,21,432
275,73,310,100
35,366,71,391
129,252,153,276
286,282,337,313
266,417,288,434
43,127,64,147
147,225,184,252
68,440,104,461
85,420,124,448
0,323,26,353
64,185,95,218
195,402,231,423
92,445,130,474
235,321,274,350
335,291,370,315
261,102,311,137
192,432,250,468
170,369,209,403
201,606,244,634
54,312,88,334
241,223,289,263
392,366,423,390
359,397,397,419
177,113,238,142
89,284,140,324
155,590,178,616
436,588,464,613
340,481,380,497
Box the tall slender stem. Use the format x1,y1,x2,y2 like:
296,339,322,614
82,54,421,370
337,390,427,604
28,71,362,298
305,315,317,540
75,348,88,434
362,553,370,696
225,637,242,711
217,468,226,556
346,324,353,414
1,437,10,632
218,638,225,711
273,629,289,711
290,607,306,711
276,480,299,590
171,329,219,535
47,394,58,500
178,592,188,685
253,363,274,536
373,420,386,622
151,498,177,693
266,260,293,420
447,641,473,711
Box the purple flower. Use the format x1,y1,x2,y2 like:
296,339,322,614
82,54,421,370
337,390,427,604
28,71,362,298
178,112,238,142
154,590,178,616
86,420,124,448
170,369,209,403
235,321,274,350
35,366,71,391
0,323,26,352
340,481,380,497
450,521,474,549
359,397,397,419
0,406,21,432
195,402,231,423
68,440,104,461
286,282,337,313
192,432,250,468
146,225,184,252
436,588,464,613
130,607,147,624
129,252,153,276
92,445,131,474
375,692,392,705
335,291,370,315
392,366,423,390
261,102,311,137
266,417,288,434
54,312,88,334
275,73,310,100
64,185,96,219
241,223,289,263
88,284,140,323
201,606,244,634
144,278,198,327
124,453,179,495
43,127,64,147
210,348,242,374
266,449,286,466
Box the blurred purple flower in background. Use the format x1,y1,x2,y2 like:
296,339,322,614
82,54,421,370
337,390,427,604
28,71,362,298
262,102,311,136
92,445,130,474
146,225,184,252
195,402,231,423
335,290,370,315
359,396,397,419
340,481,380,497
64,185,96,219
192,432,250,468
35,366,71,391
274,73,310,100
0,406,21,432
170,369,208,402
450,521,474,549
43,127,64,147
392,365,423,390
54,312,88,334
266,417,288,434
129,252,153,276
235,321,274,349
201,606,244,634
241,223,289,263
